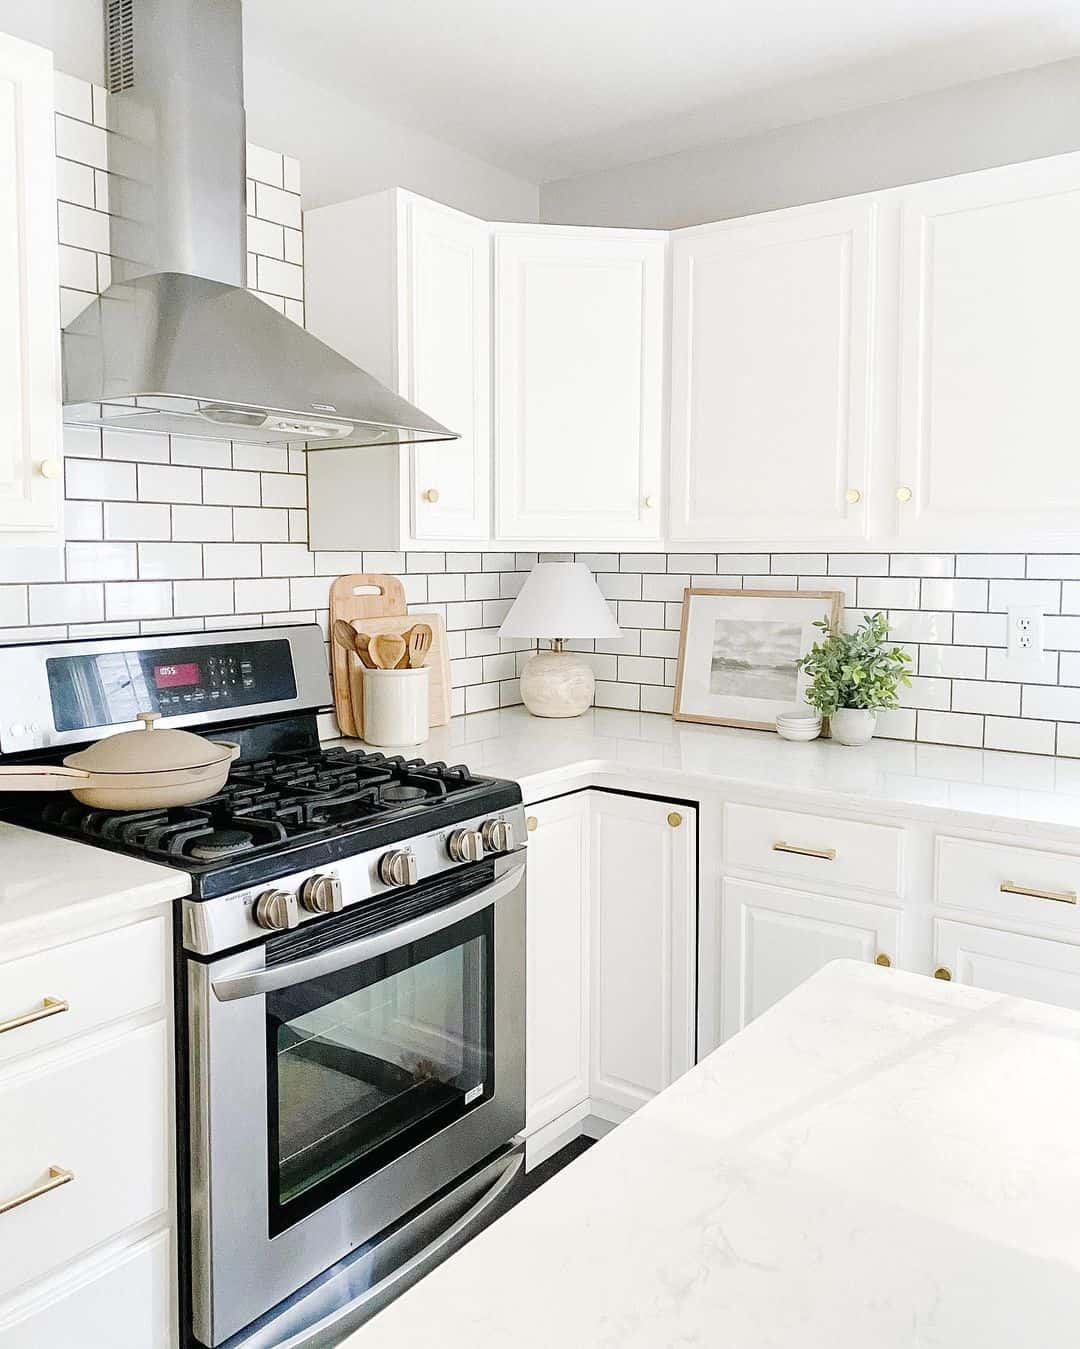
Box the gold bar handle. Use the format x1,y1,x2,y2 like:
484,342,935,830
0,1166,74,1217
772,841,837,862
0,996,69,1037
1000,881,1077,906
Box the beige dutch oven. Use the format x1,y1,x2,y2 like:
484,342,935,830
0,712,240,809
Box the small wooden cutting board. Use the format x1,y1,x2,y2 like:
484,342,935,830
329,574,407,737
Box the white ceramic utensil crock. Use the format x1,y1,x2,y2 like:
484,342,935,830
0,712,240,808
362,667,430,747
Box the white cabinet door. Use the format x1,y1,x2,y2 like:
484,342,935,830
0,1230,172,1349
721,879,900,1040
669,200,875,545
590,796,695,1114
895,154,1080,547
524,796,590,1136
494,227,666,545
934,919,1080,1012
401,195,491,542
0,34,60,535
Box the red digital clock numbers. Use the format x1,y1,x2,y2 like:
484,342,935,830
154,662,201,689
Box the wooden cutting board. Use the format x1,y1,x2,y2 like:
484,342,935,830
351,613,453,729
329,574,407,737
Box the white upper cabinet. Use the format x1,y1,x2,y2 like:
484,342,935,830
894,154,1080,549
670,200,876,547
493,226,666,546
305,190,491,550
0,34,61,536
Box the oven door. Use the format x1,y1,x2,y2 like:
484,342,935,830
187,852,525,1348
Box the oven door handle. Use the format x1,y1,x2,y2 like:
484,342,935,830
211,857,525,1002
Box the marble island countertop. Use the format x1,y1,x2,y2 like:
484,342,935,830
0,820,191,953
331,706,1080,841
350,960,1080,1348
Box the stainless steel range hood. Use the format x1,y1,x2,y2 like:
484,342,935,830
61,0,456,451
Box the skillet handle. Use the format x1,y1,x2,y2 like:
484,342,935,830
214,741,241,762
0,766,92,791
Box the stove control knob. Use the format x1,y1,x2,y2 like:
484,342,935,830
254,888,300,932
447,829,484,864
480,818,514,853
301,873,343,915
378,849,418,887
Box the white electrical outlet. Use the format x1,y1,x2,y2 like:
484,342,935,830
1007,605,1045,667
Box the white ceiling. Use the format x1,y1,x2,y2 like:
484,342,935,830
243,0,1080,183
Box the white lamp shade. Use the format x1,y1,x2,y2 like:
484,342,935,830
498,562,620,640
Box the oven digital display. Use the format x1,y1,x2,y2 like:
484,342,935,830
154,662,201,689
46,639,297,732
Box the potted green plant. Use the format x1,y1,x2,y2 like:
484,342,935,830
797,611,912,746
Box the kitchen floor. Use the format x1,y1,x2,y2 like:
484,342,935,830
518,1137,594,1203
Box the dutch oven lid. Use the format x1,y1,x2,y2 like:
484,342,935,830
64,711,233,774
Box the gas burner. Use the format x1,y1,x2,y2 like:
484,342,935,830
380,784,431,803
189,828,255,861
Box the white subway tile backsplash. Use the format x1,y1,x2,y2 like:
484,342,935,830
102,429,169,463
260,473,307,508
137,542,203,580
234,507,289,542
66,500,102,539
203,469,261,506
951,680,1021,717
984,717,1056,755
174,580,234,617
955,553,1026,578
66,541,137,581
104,581,172,621
57,200,110,252
642,573,690,602
169,436,231,468
917,710,984,748
988,579,1061,613
1023,685,1080,722
858,577,920,610
53,71,93,122
0,587,29,626
66,458,136,501
31,583,103,625
890,554,954,577
919,644,986,679
255,182,302,229
172,505,233,542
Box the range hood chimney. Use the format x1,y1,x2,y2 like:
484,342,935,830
61,0,457,452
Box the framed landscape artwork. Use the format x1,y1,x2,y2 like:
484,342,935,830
672,588,844,730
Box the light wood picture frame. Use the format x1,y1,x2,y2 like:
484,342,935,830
672,588,844,730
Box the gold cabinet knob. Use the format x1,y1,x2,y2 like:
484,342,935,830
667,811,683,828
525,816,538,833
934,967,952,981
845,488,861,505
896,485,912,503
874,953,891,967
644,495,656,509
422,488,440,504
38,459,60,480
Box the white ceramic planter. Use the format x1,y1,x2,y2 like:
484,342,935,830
362,667,430,746
830,708,878,746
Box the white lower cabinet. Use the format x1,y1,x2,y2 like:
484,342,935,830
0,1231,172,1349
934,919,1080,1010
721,878,901,1039
525,794,590,1136
589,794,695,1116
524,791,696,1158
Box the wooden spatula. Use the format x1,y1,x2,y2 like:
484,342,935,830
370,632,407,670
407,623,433,668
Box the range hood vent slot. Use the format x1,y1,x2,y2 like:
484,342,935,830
104,0,135,94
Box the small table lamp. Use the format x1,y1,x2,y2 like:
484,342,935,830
498,562,620,717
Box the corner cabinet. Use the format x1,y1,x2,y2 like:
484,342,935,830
0,34,61,536
523,791,696,1165
894,154,1080,549
669,199,876,547
304,190,492,549
493,226,667,547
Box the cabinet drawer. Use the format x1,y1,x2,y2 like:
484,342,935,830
724,803,903,895
0,1230,172,1349
0,917,167,1067
936,837,1080,933
0,1022,170,1299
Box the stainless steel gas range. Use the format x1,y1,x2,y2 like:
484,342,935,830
0,624,526,1348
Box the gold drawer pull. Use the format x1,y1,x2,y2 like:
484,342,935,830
1000,881,1077,906
0,1166,74,1217
934,967,952,981
874,953,892,967
772,841,836,862
0,996,69,1037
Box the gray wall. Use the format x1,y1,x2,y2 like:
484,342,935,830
540,56,1080,229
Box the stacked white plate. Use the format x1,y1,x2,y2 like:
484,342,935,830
775,707,823,742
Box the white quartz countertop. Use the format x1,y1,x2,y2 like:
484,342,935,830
0,821,190,952
332,706,1080,841
350,960,1080,1347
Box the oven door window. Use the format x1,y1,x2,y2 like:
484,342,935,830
266,907,493,1235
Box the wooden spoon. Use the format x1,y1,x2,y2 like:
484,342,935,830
351,630,377,670
333,620,375,670
407,623,433,669
370,632,407,671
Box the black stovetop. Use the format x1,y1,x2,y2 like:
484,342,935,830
1,743,521,899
